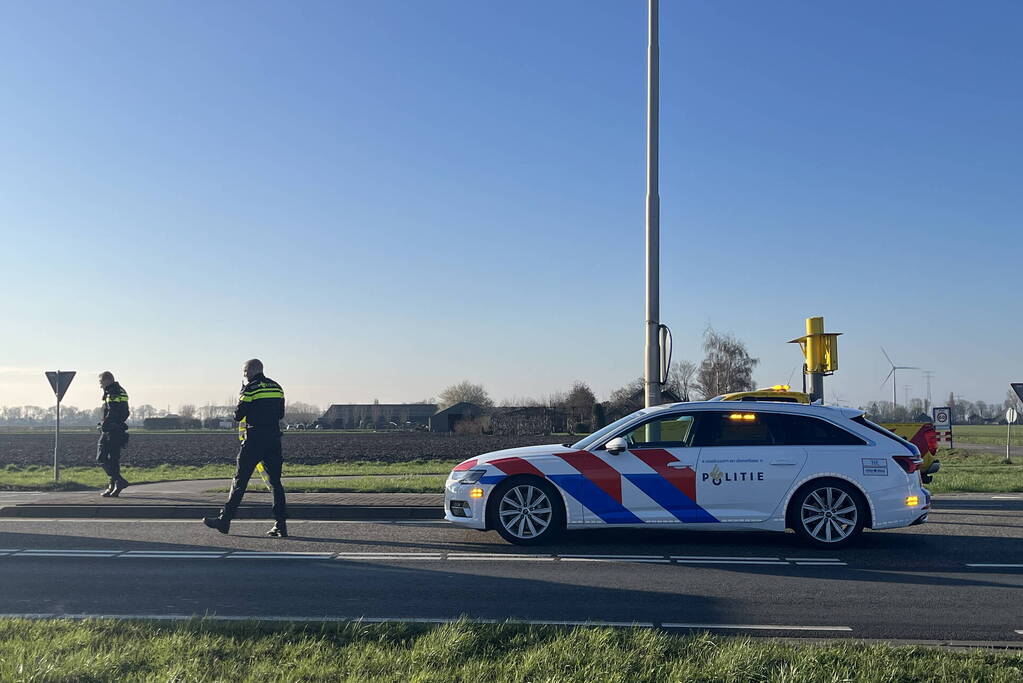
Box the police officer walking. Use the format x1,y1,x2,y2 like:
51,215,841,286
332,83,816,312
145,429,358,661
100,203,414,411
203,359,288,537
97,371,131,497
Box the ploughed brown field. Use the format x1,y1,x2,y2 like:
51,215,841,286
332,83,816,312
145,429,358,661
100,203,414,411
0,432,562,468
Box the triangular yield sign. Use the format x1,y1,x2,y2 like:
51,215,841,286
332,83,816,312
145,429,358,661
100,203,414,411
45,371,76,402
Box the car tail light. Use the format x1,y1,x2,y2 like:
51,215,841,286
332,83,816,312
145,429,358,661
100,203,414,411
892,455,922,474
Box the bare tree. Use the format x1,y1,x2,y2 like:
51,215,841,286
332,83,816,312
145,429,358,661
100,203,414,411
284,401,321,425
694,328,759,399
438,381,493,409
179,404,197,419
665,360,697,402
564,381,596,430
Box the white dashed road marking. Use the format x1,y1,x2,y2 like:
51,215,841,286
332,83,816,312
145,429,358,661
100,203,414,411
663,623,852,632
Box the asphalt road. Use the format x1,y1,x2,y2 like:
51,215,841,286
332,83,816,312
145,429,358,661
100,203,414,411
1,494,1021,644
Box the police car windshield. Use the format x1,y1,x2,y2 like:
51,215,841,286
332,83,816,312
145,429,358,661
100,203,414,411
572,412,649,451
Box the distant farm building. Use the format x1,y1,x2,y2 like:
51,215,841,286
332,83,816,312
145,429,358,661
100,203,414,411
317,404,437,430
202,417,236,429
143,415,201,430
429,402,484,433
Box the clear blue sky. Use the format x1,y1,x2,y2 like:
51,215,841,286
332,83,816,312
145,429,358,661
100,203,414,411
1,1,1020,412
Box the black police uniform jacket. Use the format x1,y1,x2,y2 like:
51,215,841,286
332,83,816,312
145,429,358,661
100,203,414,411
101,382,130,433
235,374,285,437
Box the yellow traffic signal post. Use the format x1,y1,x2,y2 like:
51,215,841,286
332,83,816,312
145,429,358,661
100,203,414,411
788,317,842,403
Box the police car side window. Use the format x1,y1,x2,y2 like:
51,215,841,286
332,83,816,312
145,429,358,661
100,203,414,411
766,414,866,446
693,412,776,447
623,414,696,449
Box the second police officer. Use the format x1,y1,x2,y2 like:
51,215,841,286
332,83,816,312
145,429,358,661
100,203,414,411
97,371,131,497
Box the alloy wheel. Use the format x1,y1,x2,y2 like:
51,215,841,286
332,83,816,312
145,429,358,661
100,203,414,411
800,486,858,543
498,484,553,540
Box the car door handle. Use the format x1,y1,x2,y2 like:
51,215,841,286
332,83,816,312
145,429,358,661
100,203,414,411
770,459,798,466
666,462,694,469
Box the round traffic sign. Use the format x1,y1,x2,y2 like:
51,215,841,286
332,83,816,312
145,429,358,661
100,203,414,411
936,410,949,424
1007,408,1018,424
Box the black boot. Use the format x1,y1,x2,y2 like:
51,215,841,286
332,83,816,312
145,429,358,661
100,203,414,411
203,516,231,534
101,482,115,498
109,478,129,497
267,521,288,538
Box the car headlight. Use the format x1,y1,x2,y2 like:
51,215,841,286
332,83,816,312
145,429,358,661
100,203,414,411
450,469,486,484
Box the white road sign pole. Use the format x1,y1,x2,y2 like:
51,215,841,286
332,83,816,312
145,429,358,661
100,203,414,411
1006,407,1017,465
45,370,76,483
54,394,61,482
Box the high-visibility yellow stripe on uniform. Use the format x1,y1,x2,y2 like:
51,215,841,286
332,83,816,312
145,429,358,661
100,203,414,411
104,395,129,403
239,389,284,403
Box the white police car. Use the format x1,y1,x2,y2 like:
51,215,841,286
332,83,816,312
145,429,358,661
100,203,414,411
445,402,930,548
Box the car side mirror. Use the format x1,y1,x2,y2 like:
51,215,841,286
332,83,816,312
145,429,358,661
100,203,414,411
604,437,628,455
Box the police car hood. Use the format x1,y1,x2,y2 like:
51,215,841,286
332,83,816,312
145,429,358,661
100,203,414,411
465,443,576,468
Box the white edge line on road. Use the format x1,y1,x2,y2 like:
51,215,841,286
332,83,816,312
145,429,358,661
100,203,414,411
673,560,789,565
795,562,848,566
121,555,225,559
335,552,443,556
17,549,124,554
784,558,842,562
663,623,852,632
122,551,225,555
966,564,1023,568
561,558,671,564
991,496,1023,500
11,553,119,558
226,555,333,559
672,556,780,561
561,555,664,559
0,613,656,628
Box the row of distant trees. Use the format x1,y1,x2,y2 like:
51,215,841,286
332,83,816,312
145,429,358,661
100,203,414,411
435,329,760,433
0,401,324,428
863,390,1023,425
6,327,1017,430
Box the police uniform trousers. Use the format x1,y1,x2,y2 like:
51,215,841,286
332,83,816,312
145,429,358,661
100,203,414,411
222,431,287,521
96,432,125,484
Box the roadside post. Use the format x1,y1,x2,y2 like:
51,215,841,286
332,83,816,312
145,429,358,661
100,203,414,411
1005,407,1017,464
44,370,76,483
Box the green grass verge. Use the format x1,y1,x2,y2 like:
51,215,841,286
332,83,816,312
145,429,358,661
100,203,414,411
4,450,1020,495
948,425,1023,446
206,475,448,494
926,450,1023,494
0,461,459,491
1,619,1021,682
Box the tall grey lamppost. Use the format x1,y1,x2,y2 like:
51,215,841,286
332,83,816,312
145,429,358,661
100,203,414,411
644,0,662,408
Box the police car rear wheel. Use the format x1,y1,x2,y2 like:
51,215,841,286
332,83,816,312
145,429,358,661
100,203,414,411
790,480,865,549
490,478,564,545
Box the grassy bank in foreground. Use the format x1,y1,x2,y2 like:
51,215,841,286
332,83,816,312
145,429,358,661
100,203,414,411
1,619,1020,682
0,461,459,491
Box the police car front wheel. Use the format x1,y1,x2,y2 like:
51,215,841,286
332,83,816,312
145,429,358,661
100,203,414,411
489,477,564,545
790,480,865,548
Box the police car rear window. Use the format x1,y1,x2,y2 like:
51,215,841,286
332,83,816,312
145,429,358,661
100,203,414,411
768,414,866,446
852,416,917,454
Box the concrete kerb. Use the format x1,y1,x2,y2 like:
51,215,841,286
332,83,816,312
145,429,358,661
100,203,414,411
0,504,443,521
